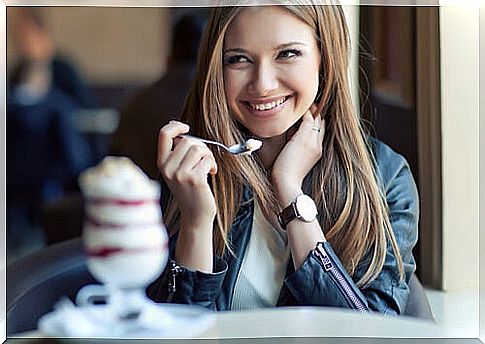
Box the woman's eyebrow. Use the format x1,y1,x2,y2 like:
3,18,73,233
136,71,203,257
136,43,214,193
223,47,247,54
274,42,307,50
223,42,307,55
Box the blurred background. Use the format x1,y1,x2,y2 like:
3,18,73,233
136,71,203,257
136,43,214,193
6,6,208,260
5,5,480,331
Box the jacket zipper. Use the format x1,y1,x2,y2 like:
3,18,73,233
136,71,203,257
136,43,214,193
167,259,184,302
314,242,369,312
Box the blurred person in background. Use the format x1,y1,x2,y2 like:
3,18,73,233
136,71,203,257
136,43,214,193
110,11,208,179
8,8,96,109
7,8,95,259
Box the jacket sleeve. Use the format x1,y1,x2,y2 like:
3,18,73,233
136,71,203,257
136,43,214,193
146,181,228,310
146,249,228,310
283,142,419,315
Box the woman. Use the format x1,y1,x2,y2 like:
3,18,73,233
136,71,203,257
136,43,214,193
148,4,418,315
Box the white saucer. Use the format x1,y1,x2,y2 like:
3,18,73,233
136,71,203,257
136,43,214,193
38,300,215,338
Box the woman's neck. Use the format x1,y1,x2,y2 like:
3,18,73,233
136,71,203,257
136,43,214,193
257,133,287,170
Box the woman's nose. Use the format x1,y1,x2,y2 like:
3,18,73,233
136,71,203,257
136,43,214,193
247,60,279,96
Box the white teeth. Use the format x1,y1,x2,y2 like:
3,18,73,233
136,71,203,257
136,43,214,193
250,97,286,111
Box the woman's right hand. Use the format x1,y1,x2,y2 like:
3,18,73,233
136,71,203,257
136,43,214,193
157,121,218,229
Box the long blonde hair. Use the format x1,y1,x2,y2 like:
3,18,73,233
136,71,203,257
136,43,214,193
163,4,404,287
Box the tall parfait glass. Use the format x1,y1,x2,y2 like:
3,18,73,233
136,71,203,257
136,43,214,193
77,157,168,323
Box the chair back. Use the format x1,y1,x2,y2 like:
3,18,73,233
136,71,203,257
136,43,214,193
7,237,98,335
403,273,434,321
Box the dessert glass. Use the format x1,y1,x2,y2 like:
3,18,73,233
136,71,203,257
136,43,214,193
77,157,169,321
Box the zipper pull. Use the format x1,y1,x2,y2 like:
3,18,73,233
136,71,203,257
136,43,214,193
168,260,183,296
316,242,333,271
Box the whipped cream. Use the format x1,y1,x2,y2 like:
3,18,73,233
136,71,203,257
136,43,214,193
245,139,262,153
79,156,159,200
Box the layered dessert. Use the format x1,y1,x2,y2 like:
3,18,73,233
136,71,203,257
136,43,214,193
78,156,168,289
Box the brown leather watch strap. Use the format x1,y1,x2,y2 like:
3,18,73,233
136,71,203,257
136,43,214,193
278,202,297,229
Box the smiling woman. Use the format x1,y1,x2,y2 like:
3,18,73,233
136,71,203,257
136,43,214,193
148,4,419,315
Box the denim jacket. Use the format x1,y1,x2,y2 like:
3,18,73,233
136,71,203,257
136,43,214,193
147,138,419,315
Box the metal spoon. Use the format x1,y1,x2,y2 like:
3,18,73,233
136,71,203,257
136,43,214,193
179,135,262,156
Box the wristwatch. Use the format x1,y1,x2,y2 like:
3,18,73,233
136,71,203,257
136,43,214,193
278,194,318,229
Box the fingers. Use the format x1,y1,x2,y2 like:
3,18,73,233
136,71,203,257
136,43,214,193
288,105,325,161
297,105,324,138
163,137,198,176
310,106,325,142
193,155,218,176
310,103,318,119
158,121,217,184
179,143,218,176
157,121,190,169
311,104,326,141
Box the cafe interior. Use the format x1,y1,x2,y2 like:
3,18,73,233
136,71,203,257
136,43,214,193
3,4,482,341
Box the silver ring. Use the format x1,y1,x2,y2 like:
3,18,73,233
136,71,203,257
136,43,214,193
312,127,321,133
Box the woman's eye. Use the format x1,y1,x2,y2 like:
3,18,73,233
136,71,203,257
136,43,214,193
224,55,250,65
277,49,302,60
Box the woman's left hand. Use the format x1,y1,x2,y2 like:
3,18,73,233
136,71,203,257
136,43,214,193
271,105,325,205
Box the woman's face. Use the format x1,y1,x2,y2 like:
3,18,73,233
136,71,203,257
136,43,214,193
223,6,321,138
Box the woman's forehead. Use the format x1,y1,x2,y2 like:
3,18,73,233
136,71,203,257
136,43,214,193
224,6,316,48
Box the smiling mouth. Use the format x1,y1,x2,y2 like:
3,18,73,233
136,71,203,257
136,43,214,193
243,96,291,112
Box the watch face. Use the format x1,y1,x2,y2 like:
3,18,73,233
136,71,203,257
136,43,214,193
295,195,318,222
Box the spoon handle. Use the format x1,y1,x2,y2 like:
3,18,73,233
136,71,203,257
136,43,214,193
178,134,231,152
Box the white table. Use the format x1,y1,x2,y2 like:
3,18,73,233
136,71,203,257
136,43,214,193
198,307,445,338
13,306,454,340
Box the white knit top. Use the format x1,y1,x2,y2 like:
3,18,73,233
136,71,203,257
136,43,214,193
231,202,290,310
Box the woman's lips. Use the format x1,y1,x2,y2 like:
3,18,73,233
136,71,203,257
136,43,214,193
241,95,291,118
